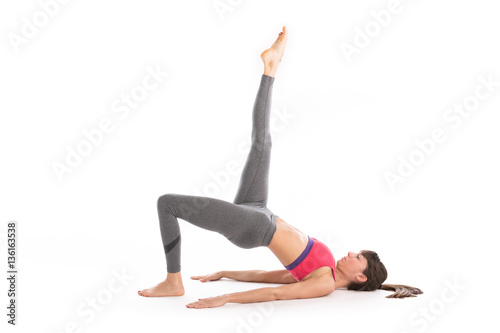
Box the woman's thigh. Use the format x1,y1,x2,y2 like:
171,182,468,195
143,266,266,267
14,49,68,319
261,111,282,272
158,193,276,248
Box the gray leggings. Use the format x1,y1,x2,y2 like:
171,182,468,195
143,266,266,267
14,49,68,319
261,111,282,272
157,74,279,273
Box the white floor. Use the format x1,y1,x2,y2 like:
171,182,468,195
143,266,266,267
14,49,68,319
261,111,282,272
3,235,497,333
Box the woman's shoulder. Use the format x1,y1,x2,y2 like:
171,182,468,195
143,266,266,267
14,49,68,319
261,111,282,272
308,267,336,293
303,266,336,285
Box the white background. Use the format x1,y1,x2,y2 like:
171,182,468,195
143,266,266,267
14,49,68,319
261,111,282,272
1,0,499,332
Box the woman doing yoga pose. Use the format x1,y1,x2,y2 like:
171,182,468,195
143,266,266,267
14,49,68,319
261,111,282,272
138,26,423,309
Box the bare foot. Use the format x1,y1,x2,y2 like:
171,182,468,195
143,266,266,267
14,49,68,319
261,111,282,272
138,279,185,297
261,26,288,76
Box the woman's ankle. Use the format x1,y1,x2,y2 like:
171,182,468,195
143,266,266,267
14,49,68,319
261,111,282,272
165,272,183,284
264,67,277,77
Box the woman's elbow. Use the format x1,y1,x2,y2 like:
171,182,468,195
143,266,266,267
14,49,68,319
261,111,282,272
273,287,287,301
274,287,301,301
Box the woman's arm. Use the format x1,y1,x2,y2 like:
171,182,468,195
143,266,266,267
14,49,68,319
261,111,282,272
223,269,296,284
192,270,296,284
186,276,335,309
222,270,267,282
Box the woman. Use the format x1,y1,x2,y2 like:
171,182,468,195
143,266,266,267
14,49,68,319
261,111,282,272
138,26,423,309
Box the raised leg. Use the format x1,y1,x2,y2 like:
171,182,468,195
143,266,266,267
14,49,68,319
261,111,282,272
233,26,288,207
233,74,275,208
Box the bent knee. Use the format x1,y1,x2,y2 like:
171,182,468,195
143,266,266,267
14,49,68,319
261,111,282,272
157,193,176,210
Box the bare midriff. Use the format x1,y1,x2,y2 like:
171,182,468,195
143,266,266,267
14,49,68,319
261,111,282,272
267,217,336,282
267,217,309,267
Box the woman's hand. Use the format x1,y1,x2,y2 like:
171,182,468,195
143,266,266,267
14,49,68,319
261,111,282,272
186,294,228,309
190,271,223,282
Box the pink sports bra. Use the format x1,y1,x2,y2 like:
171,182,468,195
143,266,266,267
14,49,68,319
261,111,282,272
284,236,336,282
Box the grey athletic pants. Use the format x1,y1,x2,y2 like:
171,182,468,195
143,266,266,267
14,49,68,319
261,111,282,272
157,74,279,273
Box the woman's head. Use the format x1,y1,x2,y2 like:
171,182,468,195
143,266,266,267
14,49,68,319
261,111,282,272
344,250,387,291
337,250,423,298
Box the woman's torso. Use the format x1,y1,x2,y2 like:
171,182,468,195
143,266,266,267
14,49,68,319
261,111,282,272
267,217,333,281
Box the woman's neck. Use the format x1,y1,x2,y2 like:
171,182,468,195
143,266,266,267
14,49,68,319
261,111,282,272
334,269,351,289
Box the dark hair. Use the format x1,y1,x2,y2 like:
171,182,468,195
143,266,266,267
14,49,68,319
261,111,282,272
347,250,423,299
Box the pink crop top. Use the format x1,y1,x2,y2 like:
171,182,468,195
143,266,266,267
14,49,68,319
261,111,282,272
284,236,336,282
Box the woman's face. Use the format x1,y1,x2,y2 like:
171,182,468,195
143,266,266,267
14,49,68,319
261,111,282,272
337,251,368,282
